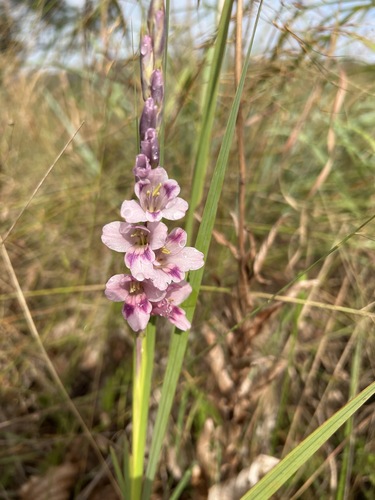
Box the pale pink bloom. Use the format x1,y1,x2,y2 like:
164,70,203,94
101,221,167,281
121,167,188,223
151,281,192,331
151,227,204,290
105,274,165,332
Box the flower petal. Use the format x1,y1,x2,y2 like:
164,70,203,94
104,274,131,301
123,294,152,332
101,221,132,252
147,222,168,249
168,306,191,330
121,200,147,223
172,247,204,271
165,281,192,304
125,246,156,281
142,279,167,301
161,197,189,220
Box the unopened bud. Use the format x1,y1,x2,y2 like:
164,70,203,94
133,154,151,179
140,34,154,100
148,0,165,62
153,10,165,61
150,69,164,107
140,97,157,140
140,128,159,167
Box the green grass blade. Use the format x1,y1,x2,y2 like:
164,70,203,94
336,326,363,499
132,321,156,500
123,436,131,497
43,89,100,175
170,464,195,500
110,446,127,496
142,4,264,499
241,381,375,500
185,0,234,242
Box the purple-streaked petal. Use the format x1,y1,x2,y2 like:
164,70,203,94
136,177,185,220
125,246,155,281
123,293,152,332
101,221,132,252
161,179,181,199
150,281,192,329
104,274,131,302
145,210,163,222
151,265,185,290
165,227,186,250
168,306,191,330
121,200,147,223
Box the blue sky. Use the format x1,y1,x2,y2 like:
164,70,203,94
63,0,375,58
24,1,375,65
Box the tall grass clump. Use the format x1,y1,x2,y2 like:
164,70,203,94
1,0,375,499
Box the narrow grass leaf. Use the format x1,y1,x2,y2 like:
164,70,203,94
170,464,195,500
241,381,375,500
44,89,100,174
185,0,235,242
336,325,364,499
110,446,127,496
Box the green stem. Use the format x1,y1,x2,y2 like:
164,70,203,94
131,321,156,499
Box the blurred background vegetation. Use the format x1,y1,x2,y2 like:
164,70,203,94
1,0,375,498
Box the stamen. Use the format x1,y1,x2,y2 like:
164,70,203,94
152,183,162,197
130,281,142,294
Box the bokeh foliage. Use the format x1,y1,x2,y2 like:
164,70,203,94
1,1,375,498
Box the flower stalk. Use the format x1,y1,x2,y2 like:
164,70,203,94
101,0,204,496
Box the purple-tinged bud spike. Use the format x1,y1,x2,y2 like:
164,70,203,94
140,97,157,140
140,34,154,101
150,70,164,107
141,128,159,167
147,0,165,62
153,10,165,61
133,154,151,179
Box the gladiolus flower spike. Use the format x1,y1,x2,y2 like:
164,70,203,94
101,0,204,332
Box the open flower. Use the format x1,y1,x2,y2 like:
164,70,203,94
151,281,192,330
121,167,188,223
105,274,165,332
101,221,168,281
151,227,204,290
102,1,204,333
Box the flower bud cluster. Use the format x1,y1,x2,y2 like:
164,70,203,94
102,0,204,332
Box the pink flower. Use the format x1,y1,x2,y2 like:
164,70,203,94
151,227,204,290
101,221,167,281
151,281,192,331
105,274,165,332
121,167,188,223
